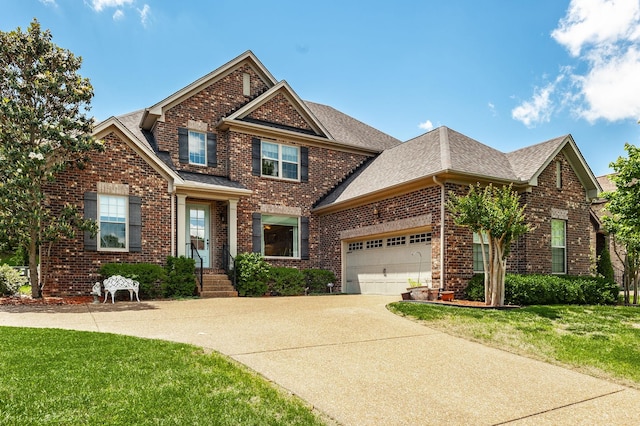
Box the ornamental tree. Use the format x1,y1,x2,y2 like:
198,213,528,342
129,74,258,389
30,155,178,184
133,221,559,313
0,19,103,297
601,142,640,306
446,183,530,306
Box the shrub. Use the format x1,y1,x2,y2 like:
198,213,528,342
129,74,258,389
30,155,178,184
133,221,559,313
303,269,336,294
98,263,166,299
234,253,270,297
163,256,196,298
0,264,28,295
597,246,615,283
268,267,305,296
465,273,618,305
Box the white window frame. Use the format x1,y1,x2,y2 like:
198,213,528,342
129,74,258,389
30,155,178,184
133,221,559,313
551,219,567,274
98,194,128,252
188,130,206,166
473,231,490,273
262,215,299,258
261,141,299,181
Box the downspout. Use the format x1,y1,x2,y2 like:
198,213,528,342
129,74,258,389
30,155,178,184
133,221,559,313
169,182,176,257
433,176,445,290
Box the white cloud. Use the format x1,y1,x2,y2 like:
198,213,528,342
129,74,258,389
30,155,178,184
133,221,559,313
91,0,133,12
511,83,555,128
113,9,125,20
488,102,497,116
39,0,57,6
514,0,640,125
552,0,640,56
138,4,151,28
418,120,434,131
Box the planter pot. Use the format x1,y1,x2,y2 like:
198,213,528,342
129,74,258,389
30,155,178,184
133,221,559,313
408,286,438,301
401,292,412,301
440,291,454,302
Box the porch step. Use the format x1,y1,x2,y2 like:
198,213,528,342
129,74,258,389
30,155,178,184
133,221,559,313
197,273,238,298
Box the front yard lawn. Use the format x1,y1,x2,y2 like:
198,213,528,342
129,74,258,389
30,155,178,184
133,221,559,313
389,302,640,388
0,327,327,425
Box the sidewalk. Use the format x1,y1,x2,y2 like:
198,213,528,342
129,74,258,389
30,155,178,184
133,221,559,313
1,295,639,425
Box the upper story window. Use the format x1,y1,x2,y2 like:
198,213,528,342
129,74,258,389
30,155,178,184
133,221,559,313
261,141,299,180
188,131,206,165
99,194,128,251
551,219,566,274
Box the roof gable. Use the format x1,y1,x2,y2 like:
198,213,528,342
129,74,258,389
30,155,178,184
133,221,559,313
222,81,331,138
140,50,277,130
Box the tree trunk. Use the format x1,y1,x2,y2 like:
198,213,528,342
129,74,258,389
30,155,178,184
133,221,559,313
29,228,40,298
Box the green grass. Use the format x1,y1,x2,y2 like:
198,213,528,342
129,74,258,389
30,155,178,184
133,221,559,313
0,327,327,425
389,302,640,388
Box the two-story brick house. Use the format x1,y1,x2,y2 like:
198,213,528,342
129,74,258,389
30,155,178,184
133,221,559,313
44,51,601,297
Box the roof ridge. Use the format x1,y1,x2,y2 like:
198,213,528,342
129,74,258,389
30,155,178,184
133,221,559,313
439,126,452,170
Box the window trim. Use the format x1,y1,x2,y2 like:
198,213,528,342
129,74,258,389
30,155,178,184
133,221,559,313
98,194,129,252
261,214,300,258
188,130,207,166
551,219,567,274
261,140,300,181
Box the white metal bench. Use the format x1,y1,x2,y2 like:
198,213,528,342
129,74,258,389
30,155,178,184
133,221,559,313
93,275,140,304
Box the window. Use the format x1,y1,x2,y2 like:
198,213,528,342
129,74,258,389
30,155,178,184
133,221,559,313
261,141,299,180
348,242,363,251
473,231,490,273
387,236,406,246
552,219,566,274
262,215,298,257
365,239,383,249
188,130,206,165
410,233,431,244
99,195,127,250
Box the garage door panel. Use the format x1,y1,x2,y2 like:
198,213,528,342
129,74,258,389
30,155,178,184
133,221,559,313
345,234,432,295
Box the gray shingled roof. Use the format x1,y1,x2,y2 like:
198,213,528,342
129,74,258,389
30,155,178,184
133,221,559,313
315,126,571,209
304,101,401,151
179,171,248,190
115,110,154,151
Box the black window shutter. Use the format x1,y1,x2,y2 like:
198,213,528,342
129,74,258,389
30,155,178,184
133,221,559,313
300,146,309,182
251,138,261,176
252,213,262,253
129,196,142,252
178,128,189,164
300,217,309,260
84,192,97,251
207,132,217,167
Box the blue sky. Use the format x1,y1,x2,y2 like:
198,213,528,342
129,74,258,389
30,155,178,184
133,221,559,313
3,0,640,178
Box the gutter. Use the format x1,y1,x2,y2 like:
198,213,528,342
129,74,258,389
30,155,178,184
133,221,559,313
432,176,445,290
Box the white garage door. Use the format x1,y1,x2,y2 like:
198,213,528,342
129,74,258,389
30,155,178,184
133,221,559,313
344,232,432,295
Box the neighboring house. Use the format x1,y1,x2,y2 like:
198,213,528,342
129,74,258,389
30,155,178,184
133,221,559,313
591,174,625,284
44,51,601,297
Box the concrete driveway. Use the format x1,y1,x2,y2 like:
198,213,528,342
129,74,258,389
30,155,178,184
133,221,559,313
1,295,639,425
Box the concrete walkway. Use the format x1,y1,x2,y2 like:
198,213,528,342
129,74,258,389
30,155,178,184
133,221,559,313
1,295,639,425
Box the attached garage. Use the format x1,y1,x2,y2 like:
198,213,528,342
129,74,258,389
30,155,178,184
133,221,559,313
344,232,432,295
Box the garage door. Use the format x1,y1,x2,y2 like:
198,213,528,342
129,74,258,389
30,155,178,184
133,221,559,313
344,232,432,295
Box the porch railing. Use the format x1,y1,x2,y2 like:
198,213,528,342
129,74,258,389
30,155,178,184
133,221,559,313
222,244,236,290
189,242,204,292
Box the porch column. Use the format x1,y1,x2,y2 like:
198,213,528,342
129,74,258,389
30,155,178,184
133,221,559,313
228,199,238,270
177,194,187,257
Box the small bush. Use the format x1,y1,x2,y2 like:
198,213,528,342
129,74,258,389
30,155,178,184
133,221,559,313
303,269,336,294
465,273,619,305
0,264,28,295
98,263,166,299
234,253,270,297
268,267,305,296
163,256,196,298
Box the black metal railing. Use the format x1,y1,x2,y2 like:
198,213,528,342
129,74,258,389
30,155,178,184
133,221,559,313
189,242,204,292
222,244,236,290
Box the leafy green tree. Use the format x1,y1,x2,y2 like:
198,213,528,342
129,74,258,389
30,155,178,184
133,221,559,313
0,20,103,297
601,143,640,305
447,184,530,306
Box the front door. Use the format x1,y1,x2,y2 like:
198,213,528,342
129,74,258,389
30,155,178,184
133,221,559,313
187,204,210,268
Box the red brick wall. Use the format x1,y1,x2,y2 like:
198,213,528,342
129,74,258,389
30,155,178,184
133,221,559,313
153,64,271,177
44,132,172,296
247,93,314,132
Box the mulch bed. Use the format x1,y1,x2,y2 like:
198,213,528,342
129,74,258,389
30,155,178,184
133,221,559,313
406,299,521,309
0,295,94,305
